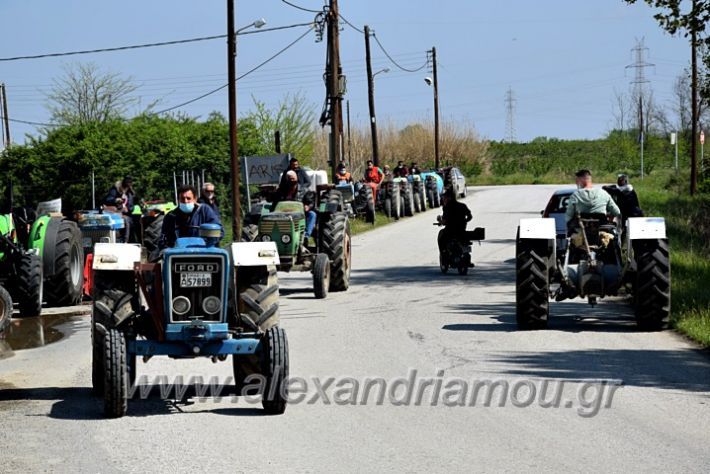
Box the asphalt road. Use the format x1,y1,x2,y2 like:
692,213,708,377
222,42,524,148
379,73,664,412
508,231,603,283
1,185,709,473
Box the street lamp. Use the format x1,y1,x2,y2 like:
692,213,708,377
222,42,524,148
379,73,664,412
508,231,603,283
228,9,267,242
373,67,390,78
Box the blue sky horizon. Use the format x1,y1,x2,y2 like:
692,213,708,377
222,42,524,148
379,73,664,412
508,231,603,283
0,0,695,146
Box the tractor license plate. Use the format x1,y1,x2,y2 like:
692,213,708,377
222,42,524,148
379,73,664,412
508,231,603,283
180,272,211,288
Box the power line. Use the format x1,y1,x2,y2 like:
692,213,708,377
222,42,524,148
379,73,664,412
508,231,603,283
372,34,427,73
339,14,364,34
0,22,313,62
281,0,321,13
154,25,315,114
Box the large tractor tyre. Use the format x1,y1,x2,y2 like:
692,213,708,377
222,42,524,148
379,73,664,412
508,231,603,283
236,266,280,333
241,224,259,242
142,214,164,252
16,253,43,317
426,187,435,209
261,326,289,414
0,285,12,334
634,238,671,330
45,220,84,307
91,318,104,396
412,187,422,213
384,198,393,219
103,328,128,418
418,187,426,212
515,238,552,330
363,186,376,224
432,191,441,208
322,213,351,292
391,187,401,220
403,187,414,217
313,253,330,299
325,190,344,212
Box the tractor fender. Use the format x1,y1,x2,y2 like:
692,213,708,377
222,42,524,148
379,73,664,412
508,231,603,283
626,217,666,241
230,242,280,267
518,218,556,240
92,243,141,271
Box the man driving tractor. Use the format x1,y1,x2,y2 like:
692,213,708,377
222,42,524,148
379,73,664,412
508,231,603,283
158,184,222,250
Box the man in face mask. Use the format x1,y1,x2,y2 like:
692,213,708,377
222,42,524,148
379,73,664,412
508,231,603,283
158,184,222,249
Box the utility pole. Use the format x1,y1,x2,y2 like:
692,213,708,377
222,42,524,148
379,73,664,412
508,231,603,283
326,0,343,182
346,100,352,165
626,37,654,180
274,130,281,154
364,25,380,167
504,86,516,143
690,25,698,195
227,0,241,240
0,83,10,149
427,48,440,169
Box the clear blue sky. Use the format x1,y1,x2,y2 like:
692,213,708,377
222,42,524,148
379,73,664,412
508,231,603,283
0,0,692,145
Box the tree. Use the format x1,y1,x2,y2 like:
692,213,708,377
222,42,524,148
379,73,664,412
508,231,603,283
245,92,316,162
46,62,139,125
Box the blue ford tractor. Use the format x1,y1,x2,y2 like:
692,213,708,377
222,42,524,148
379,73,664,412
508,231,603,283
90,223,287,418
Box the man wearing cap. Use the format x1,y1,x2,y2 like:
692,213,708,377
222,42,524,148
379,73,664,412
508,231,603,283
103,175,135,242
565,169,621,231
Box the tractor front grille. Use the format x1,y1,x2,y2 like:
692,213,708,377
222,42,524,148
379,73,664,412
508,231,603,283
167,255,226,323
81,229,117,253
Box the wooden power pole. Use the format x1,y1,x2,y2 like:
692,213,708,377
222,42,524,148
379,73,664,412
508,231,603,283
364,25,380,167
690,26,698,196
227,0,241,239
0,83,10,149
431,47,440,170
327,0,343,182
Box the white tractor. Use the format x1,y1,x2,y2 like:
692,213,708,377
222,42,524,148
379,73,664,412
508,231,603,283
515,214,670,330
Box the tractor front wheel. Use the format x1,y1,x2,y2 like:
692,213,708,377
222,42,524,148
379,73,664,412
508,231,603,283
16,253,43,317
103,328,128,418
313,253,330,299
0,285,12,334
261,326,289,414
322,213,351,292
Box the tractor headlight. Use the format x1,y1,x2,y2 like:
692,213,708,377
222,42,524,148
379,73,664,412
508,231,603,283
261,235,271,242
172,296,191,315
281,234,292,244
202,296,221,315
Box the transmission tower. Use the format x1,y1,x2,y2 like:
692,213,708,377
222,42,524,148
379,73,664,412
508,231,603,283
625,37,654,178
505,86,516,143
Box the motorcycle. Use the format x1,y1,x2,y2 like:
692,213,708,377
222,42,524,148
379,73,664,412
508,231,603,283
434,216,485,275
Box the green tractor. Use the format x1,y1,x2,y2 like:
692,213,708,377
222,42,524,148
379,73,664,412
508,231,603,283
13,199,84,308
0,212,43,331
244,188,351,299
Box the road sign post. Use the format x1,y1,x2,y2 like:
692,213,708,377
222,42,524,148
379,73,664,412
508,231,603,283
671,132,678,174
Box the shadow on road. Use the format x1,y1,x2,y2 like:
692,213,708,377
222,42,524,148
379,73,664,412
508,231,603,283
0,384,269,419
350,263,513,288
443,301,641,333
492,349,710,393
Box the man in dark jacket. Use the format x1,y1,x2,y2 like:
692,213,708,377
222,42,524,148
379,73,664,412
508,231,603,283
103,175,135,242
279,157,312,191
198,182,219,215
393,160,409,178
437,188,472,253
603,174,643,225
159,185,222,249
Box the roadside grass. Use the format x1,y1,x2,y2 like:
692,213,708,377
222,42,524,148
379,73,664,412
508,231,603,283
351,212,396,235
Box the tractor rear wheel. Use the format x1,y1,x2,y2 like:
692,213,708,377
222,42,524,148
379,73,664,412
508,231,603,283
313,253,330,299
433,190,441,208
261,326,289,414
413,184,422,213
515,236,551,329
142,215,164,252
16,253,43,317
322,213,351,292
634,238,671,330
236,266,280,332
45,220,84,307
0,285,12,334
403,185,414,217
103,328,128,418
363,185,376,223
426,187,435,209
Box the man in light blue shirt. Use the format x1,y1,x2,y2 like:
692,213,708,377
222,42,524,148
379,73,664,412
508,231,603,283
565,169,620,229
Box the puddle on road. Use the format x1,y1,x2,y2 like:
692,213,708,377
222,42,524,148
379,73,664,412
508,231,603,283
0,313,86,358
